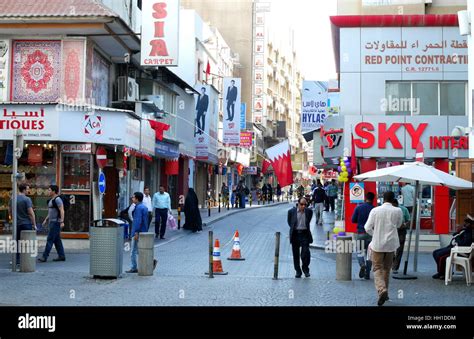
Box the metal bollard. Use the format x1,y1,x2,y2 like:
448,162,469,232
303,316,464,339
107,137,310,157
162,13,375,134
208,231,214,278
227,197,230,210
218,194,221,213
20,230,36,273
249,194,252,206
336,235,352,281
208,199,211,217
138,233,155,276
273,232,281,280
177,206,181,229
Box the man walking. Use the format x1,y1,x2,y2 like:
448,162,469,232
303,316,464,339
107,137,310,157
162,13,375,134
9,184,36,267
143,187,153,231
38,185,66,262
195,87,209,136
312,180,326,226
391,199,410,274
351,192,375,280
401,182,415,214
287,197,313,278
364,191,403,306
126,192,156,273
152,186,171,239
326,180,338,212
225,80,238,121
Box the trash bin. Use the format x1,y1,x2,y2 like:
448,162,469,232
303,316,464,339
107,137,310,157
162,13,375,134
89,218,125,278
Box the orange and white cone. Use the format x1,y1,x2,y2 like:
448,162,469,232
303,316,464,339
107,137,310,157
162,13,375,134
228,230,245,261
206,239,228,275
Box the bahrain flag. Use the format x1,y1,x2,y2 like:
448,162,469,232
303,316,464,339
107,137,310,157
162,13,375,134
265,140,293,187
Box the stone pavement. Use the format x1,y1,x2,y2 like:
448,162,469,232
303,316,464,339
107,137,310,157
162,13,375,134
0,202,472,307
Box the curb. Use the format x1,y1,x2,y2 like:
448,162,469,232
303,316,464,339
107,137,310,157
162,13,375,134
202,201,290,227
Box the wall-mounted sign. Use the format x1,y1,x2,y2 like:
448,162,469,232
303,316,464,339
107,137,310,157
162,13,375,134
350,182,364,203
223,78,242,145
240,132,253,148
301,81,328,133
61,144,92,154
141,0,180,66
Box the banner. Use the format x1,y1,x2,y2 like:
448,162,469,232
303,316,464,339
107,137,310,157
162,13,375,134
141,0,180,66
301,81,328,133
194,85,210,160
240,103,246,130
240,132,253,148
223,77,241,145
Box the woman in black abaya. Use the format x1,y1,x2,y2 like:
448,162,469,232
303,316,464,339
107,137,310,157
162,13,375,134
183,188,203,233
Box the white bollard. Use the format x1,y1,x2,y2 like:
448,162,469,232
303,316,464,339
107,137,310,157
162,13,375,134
20,230,36,273
138,232,155,276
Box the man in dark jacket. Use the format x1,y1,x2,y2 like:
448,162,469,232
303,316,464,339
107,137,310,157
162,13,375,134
432,215,473,279
312,180,326,226
351,192,375,279
287,197,314,278
226,80,238,121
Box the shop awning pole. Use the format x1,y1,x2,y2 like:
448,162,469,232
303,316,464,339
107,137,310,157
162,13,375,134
413,181,422,272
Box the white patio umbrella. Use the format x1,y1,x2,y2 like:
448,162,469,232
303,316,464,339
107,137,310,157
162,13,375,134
354,161,473,279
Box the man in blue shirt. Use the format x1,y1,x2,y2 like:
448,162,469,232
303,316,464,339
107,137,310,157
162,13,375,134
351,192,375,280
152,186,171,239
126,192,154,273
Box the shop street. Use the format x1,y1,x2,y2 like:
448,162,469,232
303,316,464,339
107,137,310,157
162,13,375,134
0,204,472,307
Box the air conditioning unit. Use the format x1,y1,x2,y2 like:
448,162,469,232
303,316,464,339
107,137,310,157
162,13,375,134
118,76,139,102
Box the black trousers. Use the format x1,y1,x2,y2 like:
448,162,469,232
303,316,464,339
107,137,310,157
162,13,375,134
291,231,311,273
433,246,452,275
328,197,336,211
196,111,206,134
226,101,235,121
392,229,407,270
155,208,168,237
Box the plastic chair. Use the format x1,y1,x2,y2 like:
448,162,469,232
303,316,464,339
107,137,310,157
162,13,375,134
445,244,474,286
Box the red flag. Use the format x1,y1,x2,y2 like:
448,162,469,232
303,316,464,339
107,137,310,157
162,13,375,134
205,61,211,83
165,158,179,175
148,120,170,141
236,163,244,176
415,142,424,163
265,140,293,187
261,159,271,175
351,132,357,176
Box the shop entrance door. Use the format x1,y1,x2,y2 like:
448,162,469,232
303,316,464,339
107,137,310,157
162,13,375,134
455,159,474,225
103,167,119,218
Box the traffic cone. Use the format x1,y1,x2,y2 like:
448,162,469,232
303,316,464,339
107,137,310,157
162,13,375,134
206,239,228,275
228,230,245,261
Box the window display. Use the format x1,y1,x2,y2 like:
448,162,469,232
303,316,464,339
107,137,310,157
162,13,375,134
62,153,91,190
0,144,57,234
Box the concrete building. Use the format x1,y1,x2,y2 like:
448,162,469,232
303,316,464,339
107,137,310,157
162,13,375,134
325,0,470,234
180,0,305,189
337,0,466,16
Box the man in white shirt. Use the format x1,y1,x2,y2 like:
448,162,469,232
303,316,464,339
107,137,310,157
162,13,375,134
152,186,171,239
401,182,415,213
143,187,153,231
364,191,403,306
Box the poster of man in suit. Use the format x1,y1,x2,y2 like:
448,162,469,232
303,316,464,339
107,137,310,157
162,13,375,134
223,77,241,145
195,86,209,136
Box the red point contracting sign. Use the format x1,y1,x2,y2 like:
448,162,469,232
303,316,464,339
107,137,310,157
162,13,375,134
141,0,179,66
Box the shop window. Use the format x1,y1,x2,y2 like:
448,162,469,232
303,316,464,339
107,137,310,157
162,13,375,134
62,153,91,190
0,144,57,234
413,83,438,116
440,83,466,116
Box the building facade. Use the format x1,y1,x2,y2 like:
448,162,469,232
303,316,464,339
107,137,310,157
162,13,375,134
327,3,468,235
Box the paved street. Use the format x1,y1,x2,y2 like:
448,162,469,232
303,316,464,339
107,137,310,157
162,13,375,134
0,203,472,307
